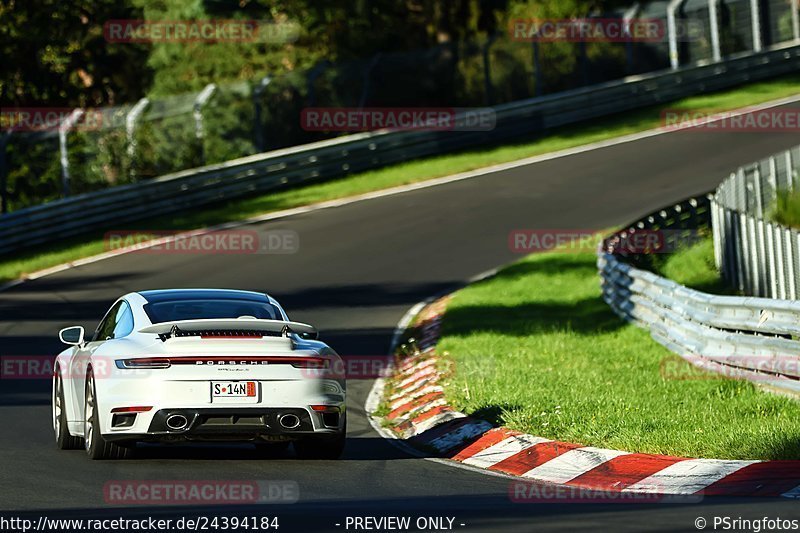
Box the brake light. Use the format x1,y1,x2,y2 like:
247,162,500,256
290,358,328,369
115,358,171,369
111,406,153,413
310,405,340,413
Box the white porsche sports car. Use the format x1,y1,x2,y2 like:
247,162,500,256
52,289,346,460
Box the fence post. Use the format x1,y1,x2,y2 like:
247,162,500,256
753,165,763,217
253,76,272,153
789,230,799,299
749,0,762,52
623,5,640,73
59,109,84,198
708,0,722,62
532,40,543,96
358,54,381,108
0,132,9,214
760,219,774,298
482,34,498,105
306,60,331,107
193,83,217,166
668,0,686,69
126,97,149,180
774,224,786,299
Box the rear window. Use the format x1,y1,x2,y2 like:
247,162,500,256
143,299,283,324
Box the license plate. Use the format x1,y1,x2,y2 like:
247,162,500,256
211,381,257,398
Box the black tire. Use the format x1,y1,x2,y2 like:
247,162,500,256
293,416,346,459
53,369,82,450
84,369,133,460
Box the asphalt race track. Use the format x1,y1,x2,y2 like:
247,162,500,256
1,104,800,532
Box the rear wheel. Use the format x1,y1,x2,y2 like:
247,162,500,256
53,369,81,450
293,416,346,459
84,370,133,460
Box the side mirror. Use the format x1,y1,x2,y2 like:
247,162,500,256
59,326,85,346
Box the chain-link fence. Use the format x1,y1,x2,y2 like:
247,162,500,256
2,1,799,214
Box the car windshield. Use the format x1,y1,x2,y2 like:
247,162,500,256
143,299,283,323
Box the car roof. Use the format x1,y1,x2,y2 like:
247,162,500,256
137,289,272,304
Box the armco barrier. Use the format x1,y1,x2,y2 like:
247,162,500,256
2,43,800,255
599,194,800,395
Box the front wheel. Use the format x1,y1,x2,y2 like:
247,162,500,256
84,370,133,460
53,369,82,450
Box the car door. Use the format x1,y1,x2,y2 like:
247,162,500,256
69,301,124,422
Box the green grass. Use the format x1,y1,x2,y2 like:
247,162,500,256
2,74,799,284
436,248,800,460
651,234,734,294
772,189,800,229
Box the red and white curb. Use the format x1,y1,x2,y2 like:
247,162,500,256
367,296,800,499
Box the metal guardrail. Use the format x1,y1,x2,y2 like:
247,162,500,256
599,195,800,395
2,43,800,255
711,145,800,299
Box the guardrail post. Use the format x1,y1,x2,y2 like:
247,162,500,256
0,132,9,214
59,109,84,198
708,0,722,62
482,34,498,105
787,150,795,192
253,76,272,153
792,0,800,42
126,97,149,180
749,0,762,52
193,83,217,166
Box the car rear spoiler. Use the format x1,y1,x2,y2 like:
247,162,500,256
138,318,318,341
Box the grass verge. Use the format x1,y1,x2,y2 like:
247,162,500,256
772,189,800,229
3,74,800,284
436,243,800,460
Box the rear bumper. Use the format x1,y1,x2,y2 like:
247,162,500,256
105,406,343,442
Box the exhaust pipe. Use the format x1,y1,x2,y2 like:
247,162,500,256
166,414,189,431
279,414,300,430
